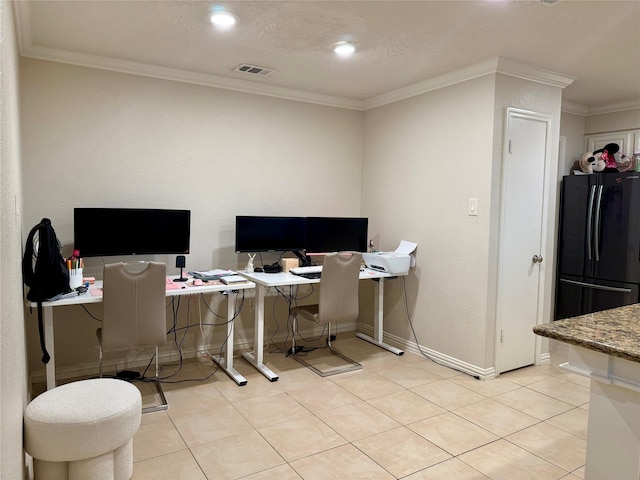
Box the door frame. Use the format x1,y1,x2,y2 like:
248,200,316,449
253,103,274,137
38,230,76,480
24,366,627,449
495,107,555,375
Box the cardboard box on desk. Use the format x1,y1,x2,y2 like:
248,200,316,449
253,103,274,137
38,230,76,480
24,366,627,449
280,257,299,273
363,252,411,275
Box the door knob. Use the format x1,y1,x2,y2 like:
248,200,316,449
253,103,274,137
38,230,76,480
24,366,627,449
532,255,543,264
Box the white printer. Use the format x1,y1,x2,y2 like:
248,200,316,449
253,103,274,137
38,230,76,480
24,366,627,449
363,252,411,274
362,240,417,275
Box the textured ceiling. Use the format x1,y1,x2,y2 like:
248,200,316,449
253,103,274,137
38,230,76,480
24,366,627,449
14,1,640,111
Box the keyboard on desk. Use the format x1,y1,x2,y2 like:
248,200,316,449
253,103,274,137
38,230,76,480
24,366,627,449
290,265,322,279
298,271,322,279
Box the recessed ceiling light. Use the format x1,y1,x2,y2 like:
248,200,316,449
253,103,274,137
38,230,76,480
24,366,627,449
209,8,237,27
333,41,356,56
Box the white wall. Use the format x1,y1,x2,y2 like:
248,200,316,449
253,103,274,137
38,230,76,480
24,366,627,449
560,112,587,175
362,72,564,372
585,108,640,135
362,75,496,369
1,1,29,478
20,58,363,377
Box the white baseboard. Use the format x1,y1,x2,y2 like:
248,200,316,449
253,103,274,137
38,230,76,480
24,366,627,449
356,323,497,380
29,320,358,385
30,320,497,384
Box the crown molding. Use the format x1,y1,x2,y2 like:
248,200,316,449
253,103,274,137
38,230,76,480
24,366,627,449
561,101,589,116
495,57,575,89
13,2,363,110
562,99,640,117
363,57,576,110
362,58,501,110
587,99,640,116
20,45,365,110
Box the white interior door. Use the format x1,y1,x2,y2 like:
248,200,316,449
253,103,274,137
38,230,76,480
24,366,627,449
497,109,550,374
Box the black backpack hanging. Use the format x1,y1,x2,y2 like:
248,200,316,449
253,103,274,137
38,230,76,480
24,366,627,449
22,218,71,363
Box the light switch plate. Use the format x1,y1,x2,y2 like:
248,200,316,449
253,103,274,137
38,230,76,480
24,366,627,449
468,198,478,216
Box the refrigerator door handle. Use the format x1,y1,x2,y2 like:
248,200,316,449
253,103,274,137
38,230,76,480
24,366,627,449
594,185,604,262
587,184,596,261
559,278,633,293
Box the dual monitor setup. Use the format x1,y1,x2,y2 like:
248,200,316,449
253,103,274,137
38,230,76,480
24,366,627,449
235,216,368,265
73,208,367,266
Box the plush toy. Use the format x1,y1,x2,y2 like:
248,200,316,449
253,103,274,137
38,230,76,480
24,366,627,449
599,143,621,172
579,151,606,174
614,151,637,172
578,143,631,174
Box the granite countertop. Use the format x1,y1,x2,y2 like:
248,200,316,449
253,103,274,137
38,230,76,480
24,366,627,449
533,303,640,363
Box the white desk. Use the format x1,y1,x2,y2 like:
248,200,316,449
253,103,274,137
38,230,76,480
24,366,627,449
30,277,255,390
238,268,404,381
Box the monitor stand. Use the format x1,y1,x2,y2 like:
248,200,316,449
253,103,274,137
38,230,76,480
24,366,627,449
293,250,313,267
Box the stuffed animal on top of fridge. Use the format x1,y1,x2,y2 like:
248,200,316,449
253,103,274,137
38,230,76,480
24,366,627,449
578,143,635,174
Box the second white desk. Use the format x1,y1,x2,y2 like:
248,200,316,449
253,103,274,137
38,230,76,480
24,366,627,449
238,268,404,381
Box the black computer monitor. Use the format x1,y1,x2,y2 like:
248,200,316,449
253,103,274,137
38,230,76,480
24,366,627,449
235,216,307,253
74,208,191,257
305,217,368,254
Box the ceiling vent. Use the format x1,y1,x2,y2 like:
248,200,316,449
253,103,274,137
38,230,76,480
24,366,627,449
234,64,274,77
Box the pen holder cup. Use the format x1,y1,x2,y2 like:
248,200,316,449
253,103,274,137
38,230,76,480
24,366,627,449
69,269,83,289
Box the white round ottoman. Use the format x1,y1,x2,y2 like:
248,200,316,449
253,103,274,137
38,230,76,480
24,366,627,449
24,378,142,480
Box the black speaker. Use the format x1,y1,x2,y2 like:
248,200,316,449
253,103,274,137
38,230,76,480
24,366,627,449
175,255,187,282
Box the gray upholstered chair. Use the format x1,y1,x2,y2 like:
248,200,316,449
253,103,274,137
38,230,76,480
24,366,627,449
290,252,363,376
98,261,168,413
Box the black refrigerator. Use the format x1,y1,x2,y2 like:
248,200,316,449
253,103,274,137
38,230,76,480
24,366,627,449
555,172,640,320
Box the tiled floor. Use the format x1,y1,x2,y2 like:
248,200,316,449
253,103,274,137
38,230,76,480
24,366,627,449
36,337,589,479
126,337,588,479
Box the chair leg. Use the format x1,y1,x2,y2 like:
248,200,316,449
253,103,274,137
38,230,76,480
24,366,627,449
142,346,168,414
294,321,362,377
99,346,103,378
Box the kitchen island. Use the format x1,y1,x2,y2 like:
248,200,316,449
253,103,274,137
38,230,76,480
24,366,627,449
534,304,640,480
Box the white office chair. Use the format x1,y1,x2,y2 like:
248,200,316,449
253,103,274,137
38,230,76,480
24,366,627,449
290,252,363,377
98,261,168,413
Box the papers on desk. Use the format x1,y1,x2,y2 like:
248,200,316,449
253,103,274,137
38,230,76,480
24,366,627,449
46,291,79,301
394,240,418,256
220,275,250,285
190,269,235,281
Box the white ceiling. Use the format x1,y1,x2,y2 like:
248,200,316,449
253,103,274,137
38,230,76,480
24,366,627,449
14,0,640,113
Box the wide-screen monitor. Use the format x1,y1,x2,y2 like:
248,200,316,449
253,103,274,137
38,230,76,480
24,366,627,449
305,217,368,253
235,216,307,253
74,208,191,257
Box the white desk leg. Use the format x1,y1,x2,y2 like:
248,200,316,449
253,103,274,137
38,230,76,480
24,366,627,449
44,306,56,390
356,278,404,355
212,293,247,386
242,285,279,381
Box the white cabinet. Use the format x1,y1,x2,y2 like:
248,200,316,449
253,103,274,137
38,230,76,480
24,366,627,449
585,130,640,155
